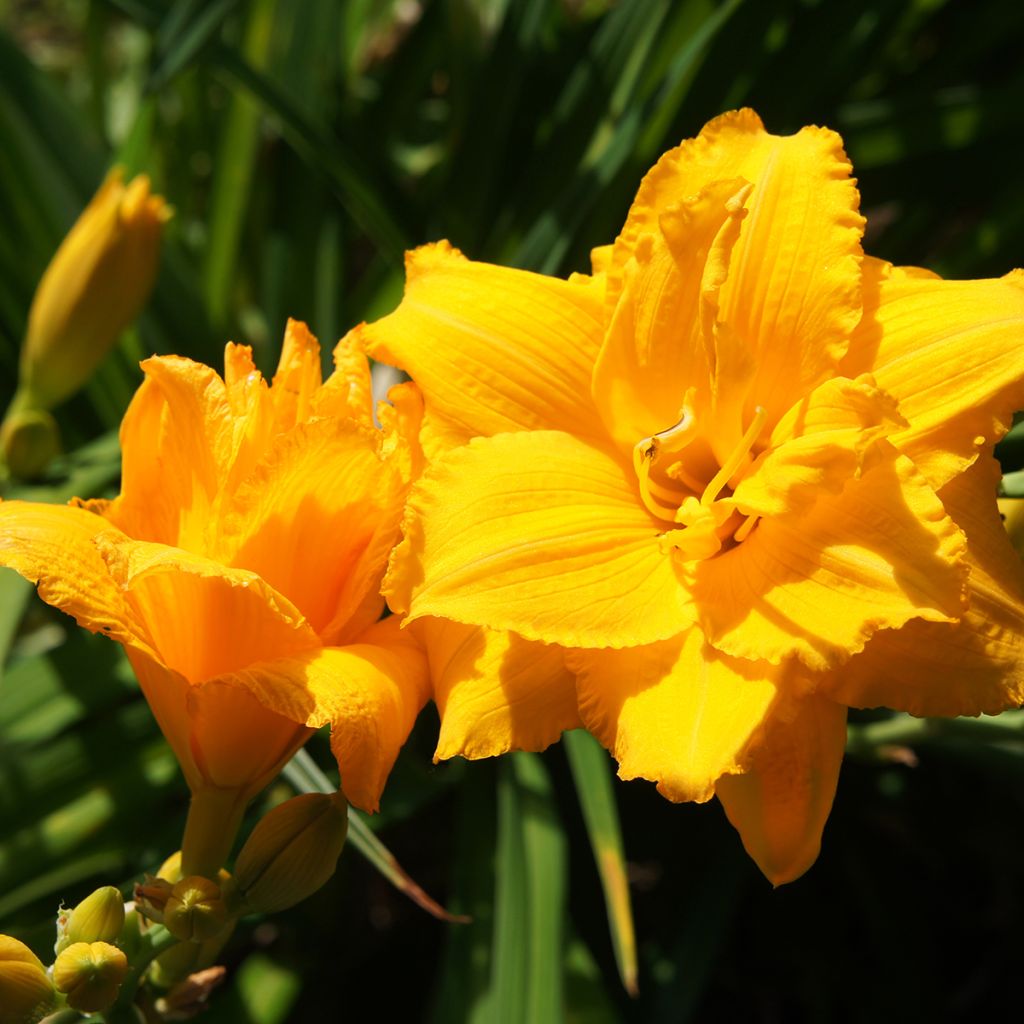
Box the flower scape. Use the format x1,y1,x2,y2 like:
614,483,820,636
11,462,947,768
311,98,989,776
359,109,1024,885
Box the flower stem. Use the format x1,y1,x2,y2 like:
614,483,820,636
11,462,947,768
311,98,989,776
180,787,248,879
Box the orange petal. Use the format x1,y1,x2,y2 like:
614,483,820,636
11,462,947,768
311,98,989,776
569,629,779,803
842,259,1024,490
270,319,323,433
389,430,695,648
218,617,430,811
695,444,967,670
716,693,847,885
215,416,406,643
412,618,580,761
0,500,150,653
105,355,233,549
358,241,606,451
97,537,318,682
825,456,1024,716
126,647,312,798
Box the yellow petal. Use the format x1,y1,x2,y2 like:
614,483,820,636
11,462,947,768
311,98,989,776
732,374,905,519
358,241,605,450
318,331,376,427
215,417,405,643
412,618,580,761
97,537,319,682
695,443,967,670
0,501,149,652
843,258,1024,489
218,617,430,811
717,693,847,886
389,430,695,648
825,456,1024,716
591,178,749,452
569,629,779,803
611,109,864,427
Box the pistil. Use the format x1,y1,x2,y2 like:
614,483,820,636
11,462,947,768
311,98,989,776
701,405,767,507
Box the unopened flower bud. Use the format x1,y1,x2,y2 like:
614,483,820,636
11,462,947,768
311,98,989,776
0,935,56,1024
999,497,1024,554
234,792,348,914
55,885,125,954
18,168,169,413
52,940,128,1014
0,406,60,480
164,877,229,942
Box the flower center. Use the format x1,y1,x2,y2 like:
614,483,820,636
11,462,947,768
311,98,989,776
633,401,767,560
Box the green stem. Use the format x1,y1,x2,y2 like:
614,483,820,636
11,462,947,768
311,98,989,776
180,787,248,879
105,925,179,1021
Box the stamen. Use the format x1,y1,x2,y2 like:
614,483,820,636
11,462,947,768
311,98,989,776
733,513,759,543
701,405,767,507
634,442,684,521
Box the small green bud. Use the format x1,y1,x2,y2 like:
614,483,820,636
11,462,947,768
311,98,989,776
0,934,56,1024
163,877,230,943
0,405,60,480
234,792,348,914
55,885,125,954
52,940,128,1014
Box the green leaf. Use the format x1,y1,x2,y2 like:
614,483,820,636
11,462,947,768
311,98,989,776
492,752,567,1024
564,729,638,996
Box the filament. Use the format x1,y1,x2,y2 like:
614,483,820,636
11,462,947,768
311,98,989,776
701,406,767,507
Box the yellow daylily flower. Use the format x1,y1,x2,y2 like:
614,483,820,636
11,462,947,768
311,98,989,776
359,109,1024,884
0,320,429,875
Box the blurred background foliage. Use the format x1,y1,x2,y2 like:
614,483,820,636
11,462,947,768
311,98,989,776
2,0,1024,1020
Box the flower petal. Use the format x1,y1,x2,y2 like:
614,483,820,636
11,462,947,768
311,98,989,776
412,617,580,761
591,178,749,452
269,318,323,433
97,537,319,682
716,693,847,885
732,374,905,519
0,500,150,651
126,647,312,798
611,109,865,426
390,430,695,648
217,617,430,811
824,456,1024,716
843,258,1024,489
695,444,967,670
105,355,234,549
569,629,779,803
357,241,606,451
215,416,406,643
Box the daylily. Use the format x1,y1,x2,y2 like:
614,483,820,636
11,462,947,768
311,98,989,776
0,320,428,876
359,109,1024,884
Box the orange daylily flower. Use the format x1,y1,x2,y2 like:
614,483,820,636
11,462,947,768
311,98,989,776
359,110,1024,884
0,321,428,874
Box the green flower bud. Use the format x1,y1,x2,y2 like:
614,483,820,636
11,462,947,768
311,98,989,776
52,940,128,1014
163,877,230,943
0,405,60,481
55,885,125,954
234,792,348,914
0,934,56,1024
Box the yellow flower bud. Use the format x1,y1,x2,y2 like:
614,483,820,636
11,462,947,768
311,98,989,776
999,497,1024,554
234,792,348,914
19,167,169,412
52,940,128,1014
163,877,230,943
0,935,56,1024
55,885,125,954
